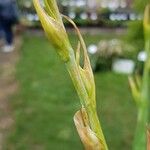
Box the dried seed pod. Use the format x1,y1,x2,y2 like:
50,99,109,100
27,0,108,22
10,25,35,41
74,109,101,150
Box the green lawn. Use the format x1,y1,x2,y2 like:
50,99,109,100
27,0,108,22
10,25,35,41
6,32,136,150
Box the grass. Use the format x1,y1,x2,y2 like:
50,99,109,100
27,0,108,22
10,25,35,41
5,32,136,150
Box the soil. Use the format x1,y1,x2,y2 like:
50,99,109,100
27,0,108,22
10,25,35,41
0,37,21,149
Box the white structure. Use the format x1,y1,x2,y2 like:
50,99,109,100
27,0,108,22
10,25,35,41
112,59,135,74
61,0,132,9
100,0,127,10
86,0,99,9
62,0,129,9
62,0,86,7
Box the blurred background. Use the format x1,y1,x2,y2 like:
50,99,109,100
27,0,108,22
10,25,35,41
0,0,149,149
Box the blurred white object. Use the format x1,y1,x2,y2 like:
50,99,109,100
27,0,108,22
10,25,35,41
88,45,98,54
90,13,98,20
2,45,14,53
137,51,147,62
109,13,128,21
69,12,76,19
26,14,39,21
112,59,135,74
129,13,136,20
62,1,68,6
76,0,86,7
80,13,88,20
24,1,32,8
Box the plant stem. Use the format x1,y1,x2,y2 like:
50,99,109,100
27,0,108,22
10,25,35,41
133,36,150,150
133,103,148,150
65,48,108,150
87,105,108,150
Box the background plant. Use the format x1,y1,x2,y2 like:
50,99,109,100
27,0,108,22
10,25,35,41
129,4,150,150
127,0,149,52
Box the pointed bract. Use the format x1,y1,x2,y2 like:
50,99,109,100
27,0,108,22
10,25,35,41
33,0,70,62
44,0,62,23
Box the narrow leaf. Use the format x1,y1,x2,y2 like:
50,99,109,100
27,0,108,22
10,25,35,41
76,41,81,66
128,76,140,104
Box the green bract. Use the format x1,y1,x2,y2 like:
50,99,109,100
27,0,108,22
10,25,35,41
33,0,70,62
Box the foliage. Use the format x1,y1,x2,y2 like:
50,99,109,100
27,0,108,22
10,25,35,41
133,0,149,12
127,0,149,51
129,4,150,150
127,20,144,51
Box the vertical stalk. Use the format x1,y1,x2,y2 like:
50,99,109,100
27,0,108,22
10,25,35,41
133,104,148,150
66,49,108,150
33,0,108,148
87,105,108,150
133,29,150,150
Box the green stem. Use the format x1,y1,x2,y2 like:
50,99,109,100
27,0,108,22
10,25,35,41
133,36,150,150
133,103,148,150
65,48,108,150
142,38,150,99
87,105,108,150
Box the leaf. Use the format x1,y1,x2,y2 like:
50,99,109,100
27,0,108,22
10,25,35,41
135,74,141,90
76,41,81,66
62,14,96,105
62,15,92,70
74,109,101,150
79,67,96,106
128,76,140,104
44,0,62,22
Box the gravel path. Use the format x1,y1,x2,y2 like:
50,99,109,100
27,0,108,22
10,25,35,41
0,37,21,149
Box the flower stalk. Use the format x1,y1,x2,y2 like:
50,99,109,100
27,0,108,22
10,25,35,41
33,0,108,149
129,4,150,150
147,128,150,150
